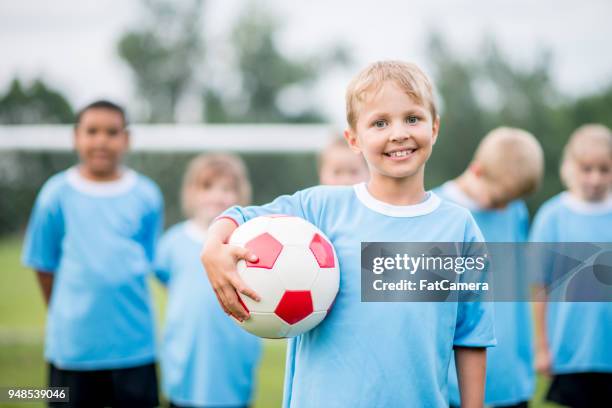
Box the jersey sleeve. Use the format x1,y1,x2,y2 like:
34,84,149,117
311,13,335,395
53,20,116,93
220,188,316,226
453,214,496,348
22,183,65,274
516,200,530,243
512,201,533,295
154,231,173,285
529,202,558,243
528,204,557,285
141,185,165,263
281,337,298,408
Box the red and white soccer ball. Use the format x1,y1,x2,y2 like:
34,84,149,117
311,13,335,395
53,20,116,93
228,215,339,338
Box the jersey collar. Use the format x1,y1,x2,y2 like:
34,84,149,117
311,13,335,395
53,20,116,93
561,191,612,215
67,166,137,196
439,181,482,211
184,220,207,244
353,182,441,217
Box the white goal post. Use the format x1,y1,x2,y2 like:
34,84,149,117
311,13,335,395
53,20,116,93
0,124,336,152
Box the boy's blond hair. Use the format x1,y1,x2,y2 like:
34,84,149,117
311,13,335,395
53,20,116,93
474,127,544,197
181,153,251,217
560,124,612,188
346,60,437,129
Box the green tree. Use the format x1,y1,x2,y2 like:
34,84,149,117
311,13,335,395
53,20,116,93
0,78,73,124
117,0,204,123
477,41,570,201
204,3,350,123
569,85,612,128
424,33,610,210
426,33,490,180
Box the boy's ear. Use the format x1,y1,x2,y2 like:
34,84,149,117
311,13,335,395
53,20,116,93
431,115,441,145
344,128,361,154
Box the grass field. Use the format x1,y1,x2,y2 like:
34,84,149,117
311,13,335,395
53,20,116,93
0,235,560,407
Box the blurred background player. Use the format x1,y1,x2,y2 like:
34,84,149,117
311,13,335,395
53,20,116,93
318,136,368,185
155,153,262,408
22,100,164,407
436,127,544,408
530,124,612,408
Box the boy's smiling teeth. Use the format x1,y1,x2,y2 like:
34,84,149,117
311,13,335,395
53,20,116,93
385,148,416,157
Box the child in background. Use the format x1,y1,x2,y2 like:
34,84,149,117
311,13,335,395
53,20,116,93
530,124,612,408
155,154,262,408
202,61,495,408
318,136,369,185
22,100,163,407
436,127,544,408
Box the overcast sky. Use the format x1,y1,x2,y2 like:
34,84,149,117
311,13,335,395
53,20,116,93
1,0,611,125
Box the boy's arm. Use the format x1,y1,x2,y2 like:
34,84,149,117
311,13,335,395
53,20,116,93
454,347,486,408
142,185,165,264
35,271,54,306
533,293,551,375
452,215,494,408
201,218,260,320
528,210,554,376
22,181,64,307
202,188,314,320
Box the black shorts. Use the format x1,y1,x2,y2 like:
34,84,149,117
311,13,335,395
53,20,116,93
450,401,527,408
48,362,159,408
546,372,612,408
169,404,248,408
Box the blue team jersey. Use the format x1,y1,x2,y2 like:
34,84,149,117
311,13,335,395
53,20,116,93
436,181,535,406
155,221,262,406
222,183,496,408
22,167,163,370
530,192,612,374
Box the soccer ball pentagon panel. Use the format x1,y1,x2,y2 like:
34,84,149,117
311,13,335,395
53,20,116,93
228,215,339,338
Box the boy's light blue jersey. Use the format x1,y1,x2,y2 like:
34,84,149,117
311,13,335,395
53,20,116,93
435,181,534,406
222,183,496,408
155,221,262,406
530,192,612,374
22,167,163,370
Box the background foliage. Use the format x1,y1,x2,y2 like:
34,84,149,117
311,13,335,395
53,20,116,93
1,0,611,230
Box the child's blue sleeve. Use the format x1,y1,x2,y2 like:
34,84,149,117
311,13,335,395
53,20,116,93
516,201,530,243
154,232,172,285
22,185,65,273
453,215,496,348
454,300,496,347
282,337,298,408
221,189,309,226
528,206,557,285
141,186,165,263
514,201,533,291
528,203,557,243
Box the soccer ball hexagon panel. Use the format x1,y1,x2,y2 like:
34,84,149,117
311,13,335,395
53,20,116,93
228,215,339,339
